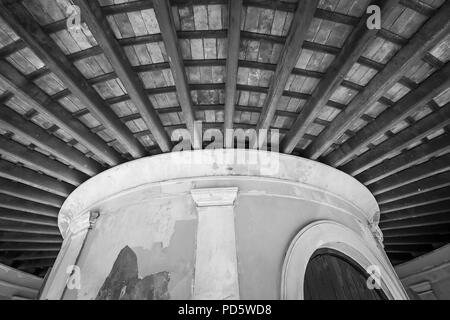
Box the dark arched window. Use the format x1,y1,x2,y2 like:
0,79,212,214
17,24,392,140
304,248,388,300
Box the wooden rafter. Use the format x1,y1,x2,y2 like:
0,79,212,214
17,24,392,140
0,194,58,218
0,221,60,235
357,132,450,185
0,1,146,158
0,178,64,208
256,0,318,130
340,98,450,176
0,208,57,227
0,61,122,168
329,63,450,169
74,0,172,152
152,0,198,144
304,2,450,160
281,0,400,153
0,159,74,197
0,135,87,186
0,233,62,244
223,0,243,135
0,104,102,176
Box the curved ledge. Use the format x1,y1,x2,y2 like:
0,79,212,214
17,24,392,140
58,149,379,237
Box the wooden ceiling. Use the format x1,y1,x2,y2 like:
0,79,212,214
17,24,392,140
0,0,448,277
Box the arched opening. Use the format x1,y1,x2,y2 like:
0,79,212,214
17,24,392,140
304,248,388,300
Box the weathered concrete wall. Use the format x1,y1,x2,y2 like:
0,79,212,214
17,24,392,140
41,150,405,300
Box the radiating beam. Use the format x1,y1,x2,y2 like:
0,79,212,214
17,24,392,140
328,64,450,168
0,251,59,262
304,2,450,159
0,160,74,197
0,60,121,166
0,104,102,176
341,101,450,176
0,135,87,186
0,1,145,158
382,223,450,237
381,212,450,231
152,0,197,143
0,208,57,226
376,171,450,204
0,194,59,218
281,0,400,153
256,0,318,130
380,186,450,214
223,0,243,135
381,199,450,222
0,220,60,235
0,232,62,244
0,178,64,208
356,132,450,185
384,234,450,245
16,259,56,270
384,244,432,255
0,242,61,252
75,0,172,153
369,154,450,195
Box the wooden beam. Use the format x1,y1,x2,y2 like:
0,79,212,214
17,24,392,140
0,242,61,252
304,2,450,159
341,101,450,176
74,0,172,152
0,208,57,227
0,194,58,218
0,232,62,244
384,234,450,245
0,178,64,208
381,200,450,223
369,154,450,196
0,104,102,176
0,160,74,197
0,60,121,167
0,251,59,262
16,259,56,270
0,220,60,235
0,1,145,158
380,187,450,214
376,171,450,205
381,213,450,231
382,224,450,238
384,244,432,255
328,64,450,168
281,0,400,153
0,135,87,186
256,0,318,130
152,0,197,143
356,132,450,185
223,0,243,135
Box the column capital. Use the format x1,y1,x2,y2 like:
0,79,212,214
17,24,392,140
191,187,238,207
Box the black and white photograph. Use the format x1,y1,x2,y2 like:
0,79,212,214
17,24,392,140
0,0,448,309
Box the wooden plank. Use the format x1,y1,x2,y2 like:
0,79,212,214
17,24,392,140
380,186,450,214
369,154,450,196
256,0,318,130
281,0,400,153
357,132,450,185
376,171,450,205
0,178,64,208
0,208,57,227
381,213,450,231
0,194,58,218
152,0,197,143
329,64,450,168
384,234,450,245
0,135,87,186
305,2,450,159
0,1,145,158
16,259,56,270
0,242,61,252
223,0,243,134
0,104,102,176
75,0,172,152
381,199,450,223
0,61,121,167
0,251,59,262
